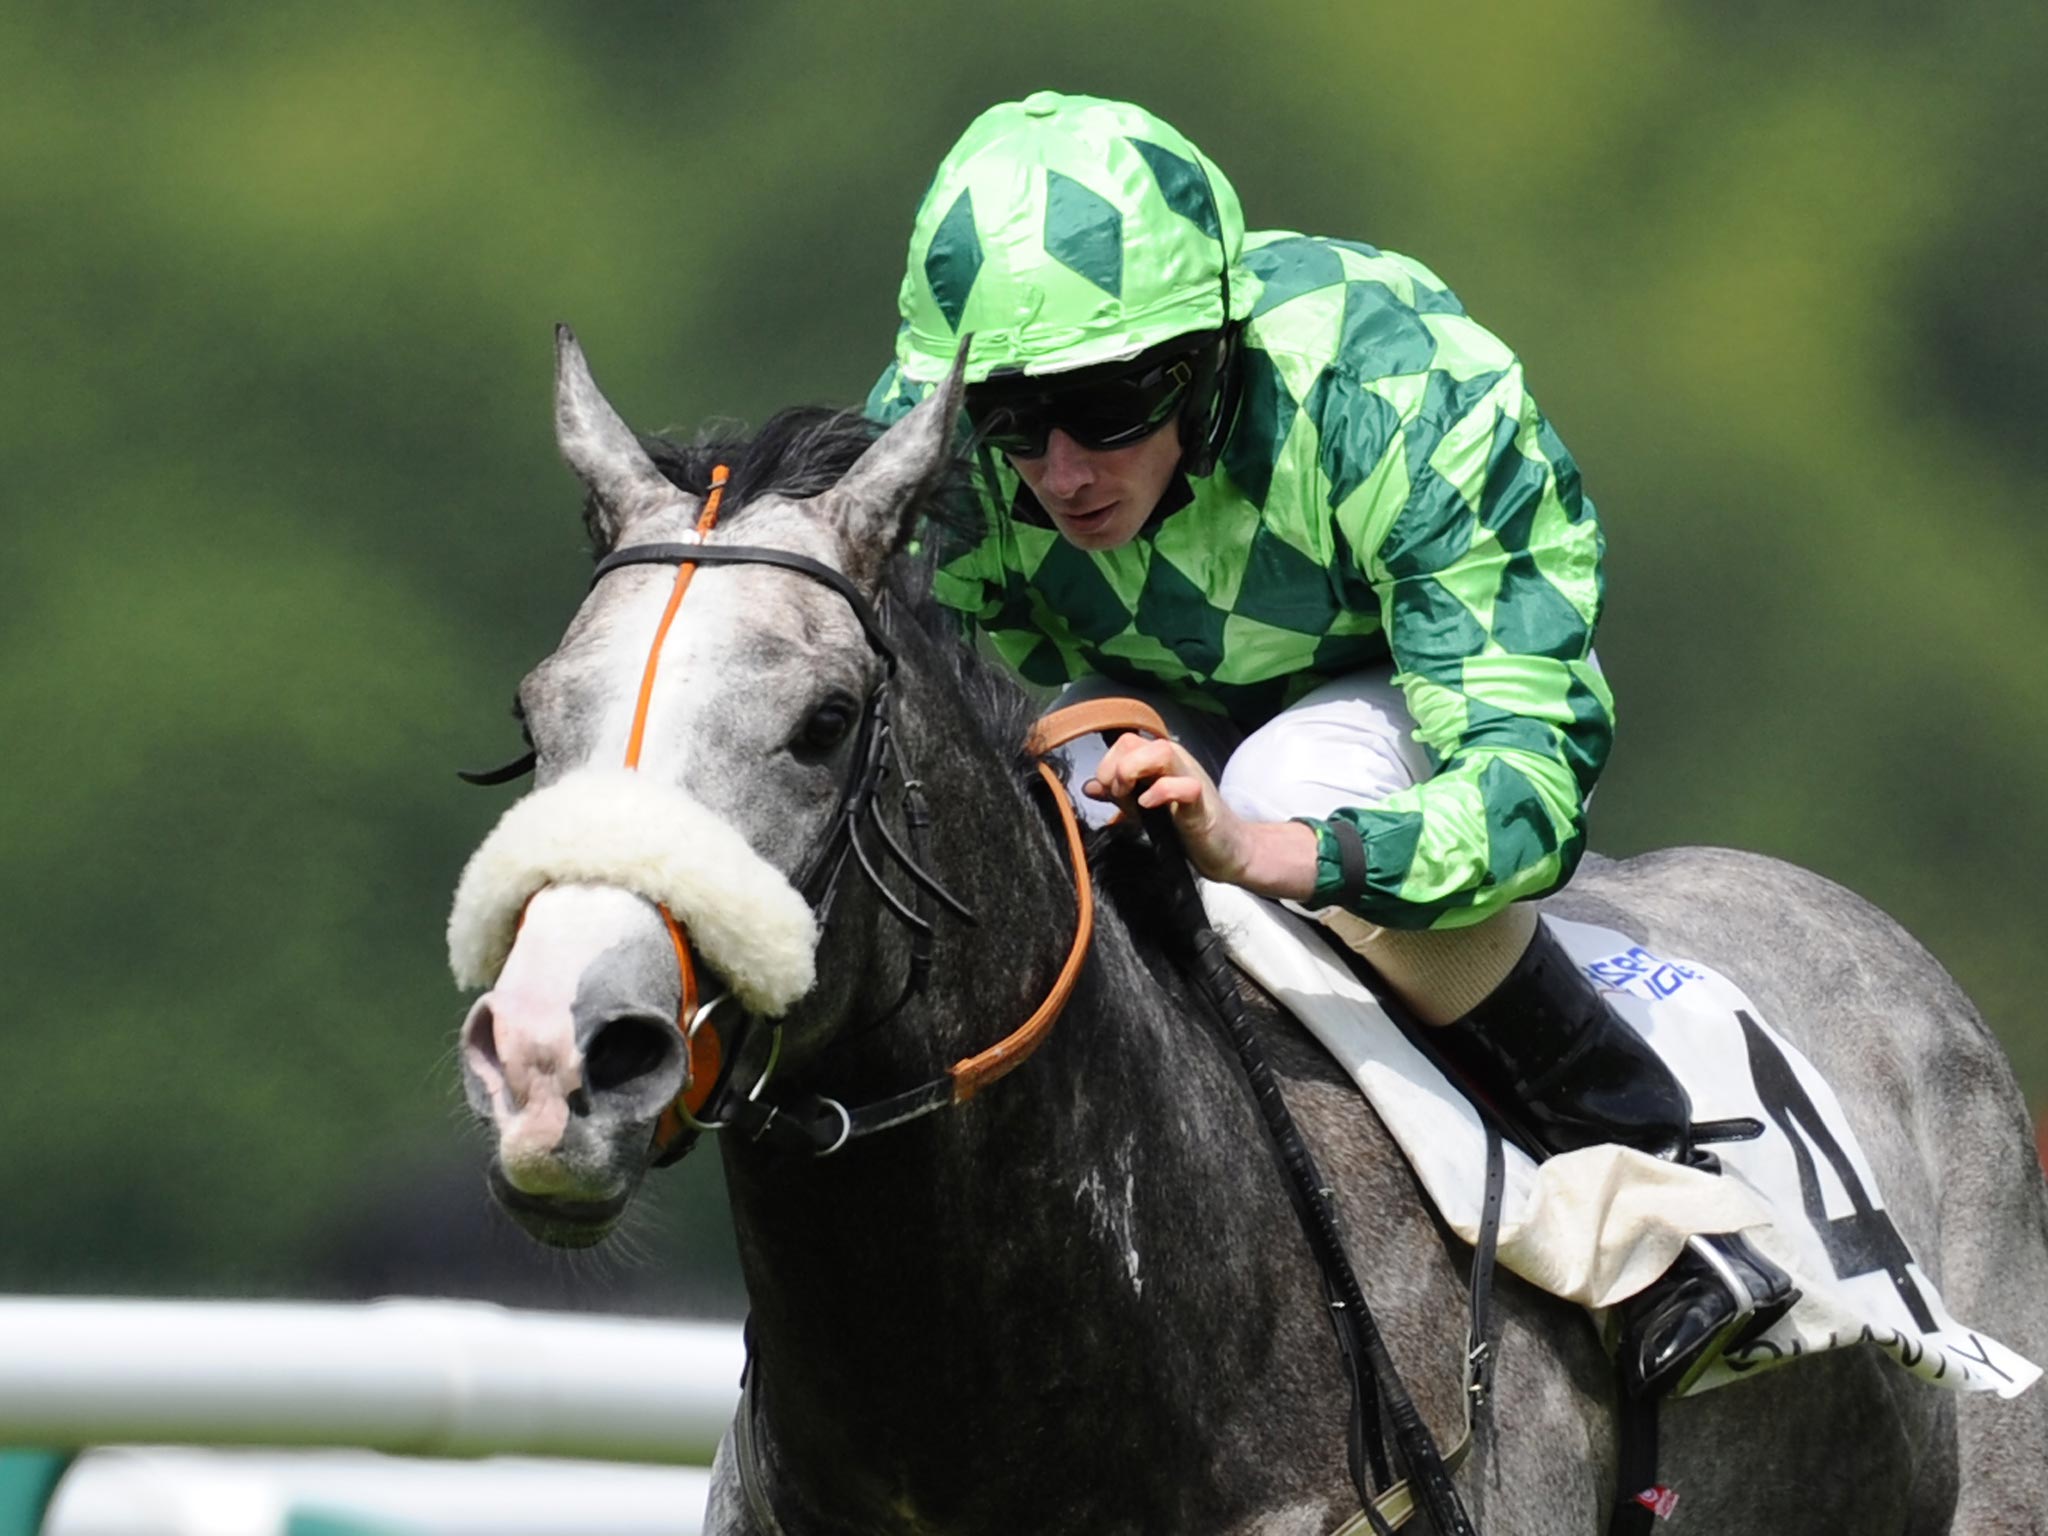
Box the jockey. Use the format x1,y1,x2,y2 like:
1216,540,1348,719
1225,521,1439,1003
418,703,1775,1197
867,90,1793,1400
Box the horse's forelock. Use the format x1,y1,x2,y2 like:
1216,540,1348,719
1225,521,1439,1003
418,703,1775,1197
588,404,983,555
582,407,885,557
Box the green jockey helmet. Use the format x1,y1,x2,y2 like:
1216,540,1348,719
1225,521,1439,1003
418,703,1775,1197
893,91,1256,388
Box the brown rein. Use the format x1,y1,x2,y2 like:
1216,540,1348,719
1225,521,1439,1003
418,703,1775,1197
943,700,1171,1100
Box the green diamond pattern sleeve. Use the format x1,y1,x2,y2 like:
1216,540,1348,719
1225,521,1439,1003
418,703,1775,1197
1293,248,1614,930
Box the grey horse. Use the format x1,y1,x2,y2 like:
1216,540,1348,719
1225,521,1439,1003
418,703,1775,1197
452,332,2048,1534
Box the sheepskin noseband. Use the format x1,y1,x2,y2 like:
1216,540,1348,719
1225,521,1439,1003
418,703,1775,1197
447,767,819,1017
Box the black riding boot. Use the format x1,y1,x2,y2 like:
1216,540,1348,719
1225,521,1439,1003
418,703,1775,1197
1432,920,1798,1400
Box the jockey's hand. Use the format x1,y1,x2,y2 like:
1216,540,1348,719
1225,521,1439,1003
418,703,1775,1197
1085,734,1320,903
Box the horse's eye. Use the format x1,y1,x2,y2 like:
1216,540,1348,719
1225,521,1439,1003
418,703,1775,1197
793,694,860,760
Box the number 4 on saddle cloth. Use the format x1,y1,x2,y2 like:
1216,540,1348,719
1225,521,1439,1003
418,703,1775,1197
1199,884,2043,1400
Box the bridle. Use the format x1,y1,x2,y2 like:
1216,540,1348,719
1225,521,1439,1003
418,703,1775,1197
472,467,1099,1168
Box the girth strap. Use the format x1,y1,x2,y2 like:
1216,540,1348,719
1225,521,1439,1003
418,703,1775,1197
1608,1397,1665,1535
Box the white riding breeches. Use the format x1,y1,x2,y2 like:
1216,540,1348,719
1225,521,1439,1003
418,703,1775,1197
1049,660,1596,1023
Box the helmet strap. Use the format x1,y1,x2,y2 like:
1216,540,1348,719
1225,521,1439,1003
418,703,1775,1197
1179,325,1242,479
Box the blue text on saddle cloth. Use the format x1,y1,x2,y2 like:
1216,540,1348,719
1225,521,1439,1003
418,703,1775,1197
1585,945,1701,1001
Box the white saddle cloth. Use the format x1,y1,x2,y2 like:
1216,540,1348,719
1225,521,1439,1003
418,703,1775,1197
1200,883,2041,1399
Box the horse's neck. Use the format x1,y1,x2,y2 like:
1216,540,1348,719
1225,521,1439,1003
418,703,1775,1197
720,890,1382,1530
716,652,1470,1528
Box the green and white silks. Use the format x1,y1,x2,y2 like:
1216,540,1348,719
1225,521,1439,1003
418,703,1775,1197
873,95,1613,932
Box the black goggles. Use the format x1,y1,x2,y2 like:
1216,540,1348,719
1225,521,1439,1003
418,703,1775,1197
965,353,1197,459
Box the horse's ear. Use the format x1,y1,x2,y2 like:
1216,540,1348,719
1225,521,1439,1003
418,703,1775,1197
828,342,970,589
553,324,699,544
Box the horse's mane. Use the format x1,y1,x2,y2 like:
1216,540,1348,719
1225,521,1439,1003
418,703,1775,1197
616,408,1041,770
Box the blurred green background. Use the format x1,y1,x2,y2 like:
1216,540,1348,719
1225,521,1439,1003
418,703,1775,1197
3,1,2042,1314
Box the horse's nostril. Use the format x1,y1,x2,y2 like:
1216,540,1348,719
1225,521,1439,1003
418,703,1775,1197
463,1001,504,1074
585,1017,676,1094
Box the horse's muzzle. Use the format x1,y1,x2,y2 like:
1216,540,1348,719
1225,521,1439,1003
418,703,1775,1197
487,1164,633,1250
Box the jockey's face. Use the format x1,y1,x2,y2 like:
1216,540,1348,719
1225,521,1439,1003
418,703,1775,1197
1006,419,1183,552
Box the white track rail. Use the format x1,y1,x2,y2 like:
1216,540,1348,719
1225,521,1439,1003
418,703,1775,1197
41,1449,714,1536
0,1299,743,1466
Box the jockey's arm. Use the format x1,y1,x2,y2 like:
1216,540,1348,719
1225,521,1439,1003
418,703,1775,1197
1301,353,1614,931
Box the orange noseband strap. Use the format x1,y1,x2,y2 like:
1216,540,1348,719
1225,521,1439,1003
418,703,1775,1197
625,467,729,1156
626,467,728,770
